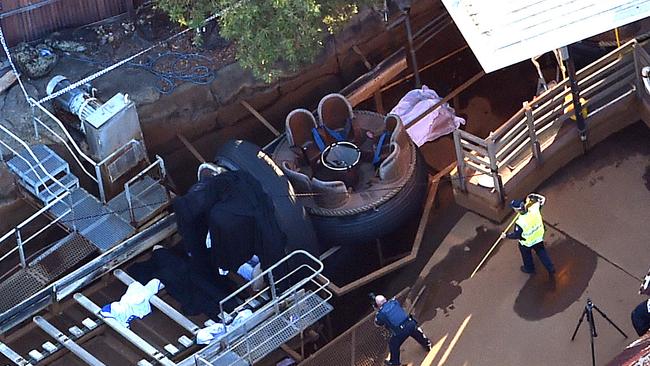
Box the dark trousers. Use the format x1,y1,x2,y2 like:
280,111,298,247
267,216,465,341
388,318,430,365
519,241,555,273
631,300,650,336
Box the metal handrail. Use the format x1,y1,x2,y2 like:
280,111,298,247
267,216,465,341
227,288,332,365
0,125,67,201
218,250,324,321
183,250,330,366
0,214,176,333
217,251,326,355
96,139,140,168
0,191,71,267
124,155,167,225
32,116,97,183
31,100,97,167
454,40,638,203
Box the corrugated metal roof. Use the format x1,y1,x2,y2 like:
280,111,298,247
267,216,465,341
442,0,650,72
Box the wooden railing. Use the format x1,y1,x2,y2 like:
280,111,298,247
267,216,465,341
453,40,648,203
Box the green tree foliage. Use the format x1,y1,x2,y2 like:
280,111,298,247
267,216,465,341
154,0,379,82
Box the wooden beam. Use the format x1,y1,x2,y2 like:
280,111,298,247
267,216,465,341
322,176,440,296
342,49,408,108
352,45,387,114
240,100,281,137
176,133,206,163
280,344,304,362
404,71,485,130
0,71,17,95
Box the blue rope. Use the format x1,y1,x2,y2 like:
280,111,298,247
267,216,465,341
65,51,216,94
372,130,389,167
311,127,326,152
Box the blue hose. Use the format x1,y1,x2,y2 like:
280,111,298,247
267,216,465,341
65,51,216,94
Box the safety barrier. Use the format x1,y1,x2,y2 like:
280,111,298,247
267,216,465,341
0,125,75,269
452,40,649,217
0,214,176,333
181,250,333,366
122,155,170,226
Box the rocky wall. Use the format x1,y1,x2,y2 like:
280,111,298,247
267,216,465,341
128,0,446,158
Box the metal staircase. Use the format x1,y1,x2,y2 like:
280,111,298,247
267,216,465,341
6,144,135,252
0,142,170,317
6,145,79,205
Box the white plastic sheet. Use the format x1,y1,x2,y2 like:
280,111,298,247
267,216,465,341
389,85,465,147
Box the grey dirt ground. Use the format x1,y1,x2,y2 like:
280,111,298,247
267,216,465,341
396,121,650,366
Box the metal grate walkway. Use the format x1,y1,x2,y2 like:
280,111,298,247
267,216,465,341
107,175,169,226
49,187,134,252
0,233,96,313
215,293,333,365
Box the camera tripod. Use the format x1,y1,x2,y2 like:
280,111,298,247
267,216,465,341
570,298,628,366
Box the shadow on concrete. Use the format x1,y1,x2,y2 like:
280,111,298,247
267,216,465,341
514,237,598,321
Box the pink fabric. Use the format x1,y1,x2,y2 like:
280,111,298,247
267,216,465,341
389,85,465,147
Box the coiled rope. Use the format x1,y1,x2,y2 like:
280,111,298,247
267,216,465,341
65,52,215,94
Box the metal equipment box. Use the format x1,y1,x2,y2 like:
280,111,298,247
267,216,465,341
83,93,144,161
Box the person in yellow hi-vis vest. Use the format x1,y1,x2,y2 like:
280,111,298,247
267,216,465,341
501,193,556,278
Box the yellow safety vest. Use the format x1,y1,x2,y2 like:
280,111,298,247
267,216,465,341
515,202,545,247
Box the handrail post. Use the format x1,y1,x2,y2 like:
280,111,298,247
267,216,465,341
156,155,167,179
15,229,26,268
32,104,39,140
67,191,76,232
268,271,280,315
562,46,588,151
523,102,542,163
94,164,106,204
487,137,504,204
219,302,228,348
452,129,467,192
124,183,136,225
633,44,644,100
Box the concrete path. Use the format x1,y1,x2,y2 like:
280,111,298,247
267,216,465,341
397,122,650,366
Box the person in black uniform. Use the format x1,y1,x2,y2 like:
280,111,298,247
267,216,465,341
631,299,650,336
374,295,431,365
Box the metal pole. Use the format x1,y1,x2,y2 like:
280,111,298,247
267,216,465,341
403,9,421,88
94,164,106,203
268,271,280,315
15,229,26,268
452,130,467,192
124,183,135,225
561,46,588,151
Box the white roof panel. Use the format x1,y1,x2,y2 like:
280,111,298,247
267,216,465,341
442,0,650,72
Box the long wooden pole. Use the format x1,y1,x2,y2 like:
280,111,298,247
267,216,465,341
240,100,281,137
470,213,519,278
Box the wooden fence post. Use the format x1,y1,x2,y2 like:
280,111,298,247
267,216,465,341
487,136,504,204
452,129,467,192
523,101,542,163
633,44,644,100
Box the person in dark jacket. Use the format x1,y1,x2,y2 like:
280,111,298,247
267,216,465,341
632,299,650,336
374,295,431,365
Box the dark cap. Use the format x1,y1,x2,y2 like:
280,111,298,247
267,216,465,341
510,199,525,210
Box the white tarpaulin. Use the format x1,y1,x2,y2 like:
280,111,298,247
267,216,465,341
442,0,650,72
389,86,465,147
